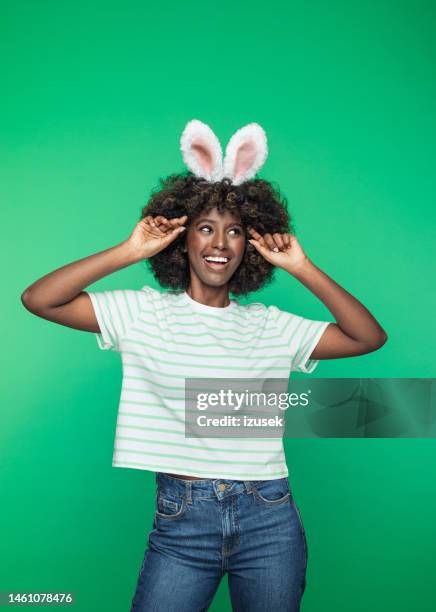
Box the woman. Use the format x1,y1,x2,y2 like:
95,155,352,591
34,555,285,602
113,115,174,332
21,120,387,611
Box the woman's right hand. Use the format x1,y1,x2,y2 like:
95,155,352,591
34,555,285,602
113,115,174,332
20,213,187,330
125,214,188,260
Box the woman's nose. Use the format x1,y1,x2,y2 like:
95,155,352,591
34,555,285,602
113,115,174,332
212,231,228,249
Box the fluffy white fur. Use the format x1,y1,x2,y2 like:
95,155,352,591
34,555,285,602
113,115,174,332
180,119,224,182
180,119,269,185
223,123,268,185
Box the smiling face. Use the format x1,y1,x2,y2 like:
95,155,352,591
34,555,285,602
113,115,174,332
185,207,246,291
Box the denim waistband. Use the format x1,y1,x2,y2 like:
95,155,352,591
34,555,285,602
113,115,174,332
156,472,288,503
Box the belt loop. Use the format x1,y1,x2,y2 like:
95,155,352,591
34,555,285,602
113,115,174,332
185,481,192,505
244,480,253,494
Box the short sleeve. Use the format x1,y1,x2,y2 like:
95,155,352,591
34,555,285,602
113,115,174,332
86,288,145,352
268,305,331,374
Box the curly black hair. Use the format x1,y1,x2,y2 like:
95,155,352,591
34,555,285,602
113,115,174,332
140,172,294,297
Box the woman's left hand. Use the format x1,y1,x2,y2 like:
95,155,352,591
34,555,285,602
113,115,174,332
247,227,309,274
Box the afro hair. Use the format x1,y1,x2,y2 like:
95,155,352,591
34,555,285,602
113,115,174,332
140,172,294,297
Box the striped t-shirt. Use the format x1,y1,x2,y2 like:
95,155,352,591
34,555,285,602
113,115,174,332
86,285,330,480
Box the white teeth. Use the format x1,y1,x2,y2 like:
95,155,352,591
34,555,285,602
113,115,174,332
204,256,229,263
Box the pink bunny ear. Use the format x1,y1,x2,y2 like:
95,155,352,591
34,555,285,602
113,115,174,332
223,123,268,186
180,119,223,182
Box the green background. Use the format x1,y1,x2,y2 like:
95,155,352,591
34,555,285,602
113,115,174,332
2,0,435,610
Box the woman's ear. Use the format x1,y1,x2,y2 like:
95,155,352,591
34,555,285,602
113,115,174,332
223,123,268,186
180,119,224,182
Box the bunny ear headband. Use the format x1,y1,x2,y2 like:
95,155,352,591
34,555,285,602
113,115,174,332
180,119,268,186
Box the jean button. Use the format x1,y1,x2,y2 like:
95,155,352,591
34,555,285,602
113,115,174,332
218,483,227,492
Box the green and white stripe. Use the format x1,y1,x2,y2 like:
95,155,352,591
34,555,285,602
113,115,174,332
87,284,330,480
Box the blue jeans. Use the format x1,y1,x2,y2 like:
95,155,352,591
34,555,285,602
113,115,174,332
131,473,308,611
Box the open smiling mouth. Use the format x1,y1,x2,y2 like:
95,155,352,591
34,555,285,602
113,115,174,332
202,256,231,271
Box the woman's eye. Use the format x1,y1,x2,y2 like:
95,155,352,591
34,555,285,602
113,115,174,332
199,226,241,235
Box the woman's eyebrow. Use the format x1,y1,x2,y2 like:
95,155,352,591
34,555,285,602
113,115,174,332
195,218,244,228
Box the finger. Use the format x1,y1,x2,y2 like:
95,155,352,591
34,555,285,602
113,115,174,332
263,233,279,252
248,239,270,258
272,233,286,251
248,230,267,248
148,216,156,227
142,216,161,232
282,233,291,248
167,216,188,227
154,216,172,231
161,225,186,243
247,227,263,241
142,217,166,236
154,215,169,225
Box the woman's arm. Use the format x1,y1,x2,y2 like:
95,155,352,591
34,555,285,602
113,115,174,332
21,241,142,332
289,259,387,359
247,229,387,359
21,214,187,332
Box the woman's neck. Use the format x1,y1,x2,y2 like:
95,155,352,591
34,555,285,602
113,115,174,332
186,283,231,308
